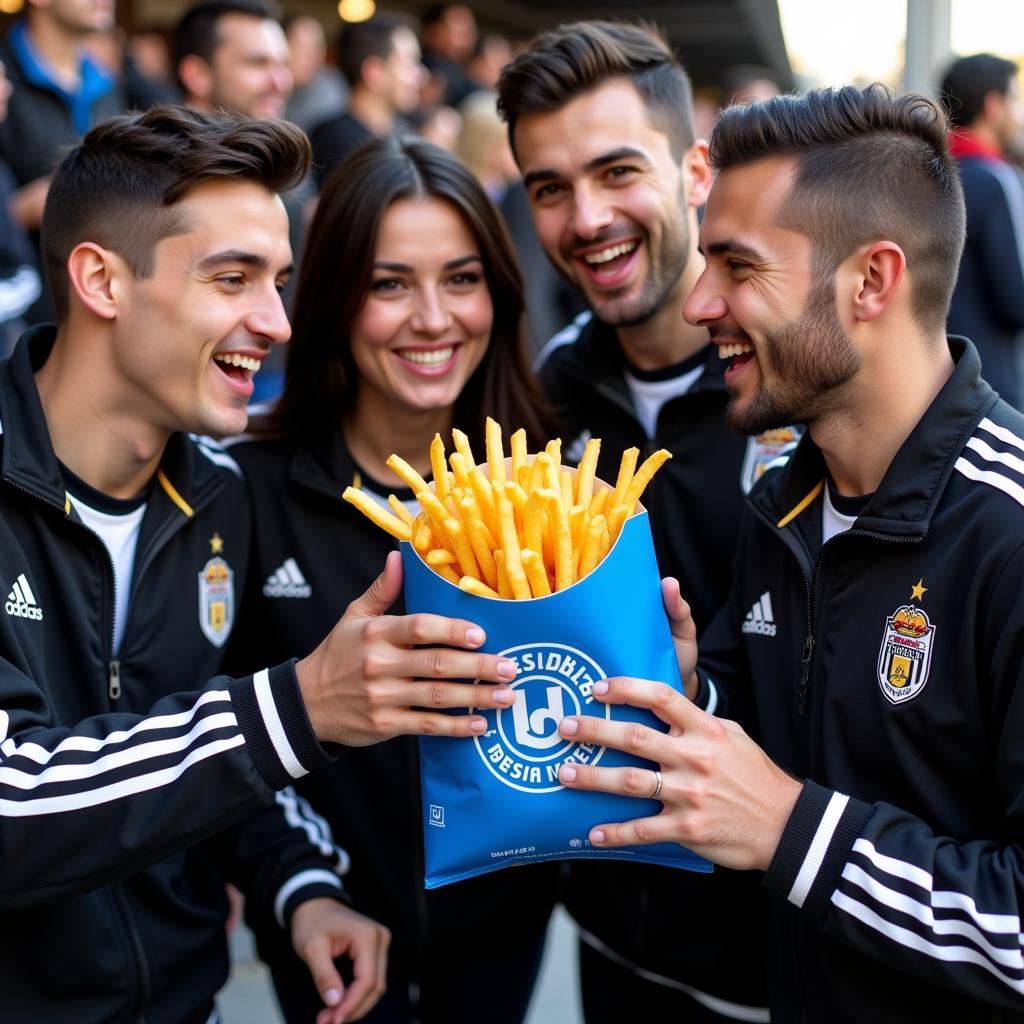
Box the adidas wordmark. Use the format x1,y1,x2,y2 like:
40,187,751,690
6,573,43,621
742,591,776,637
263,558,312,599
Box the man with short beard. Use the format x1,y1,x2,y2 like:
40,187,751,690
497,21,789,1024
556,85,1024,1022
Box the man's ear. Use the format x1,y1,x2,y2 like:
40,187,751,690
847,241,906,323
177,54,214,104
683,139,713,209
66,243,122,321
360,54,385,94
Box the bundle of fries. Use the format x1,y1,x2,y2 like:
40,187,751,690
343,418,670,600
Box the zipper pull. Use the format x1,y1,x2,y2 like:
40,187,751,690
109,659,122,701
796,635,814,716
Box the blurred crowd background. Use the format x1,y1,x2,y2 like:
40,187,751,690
1,0,1021,399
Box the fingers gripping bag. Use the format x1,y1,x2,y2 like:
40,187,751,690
342,422,712,888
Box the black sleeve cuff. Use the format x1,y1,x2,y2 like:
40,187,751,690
763,779,872,920
231,660,335,790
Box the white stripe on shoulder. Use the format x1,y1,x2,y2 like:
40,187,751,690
253,668,307,780
0,735,245,817
984,162,1024,286
955,457,1024,509
274,868,344,927
533,310,593,372
978,417,1024,455
788,791,850,908
832,890,1024,995
189,434,243,477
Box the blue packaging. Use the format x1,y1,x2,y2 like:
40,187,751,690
401,509,712,888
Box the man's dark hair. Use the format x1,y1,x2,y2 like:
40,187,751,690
41,105,310,321
496,20,695,161
336,15,409,88
173,0,280,90
939,53,1018,128
710,84,966,333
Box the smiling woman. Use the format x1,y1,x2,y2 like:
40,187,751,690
226,136,561,1024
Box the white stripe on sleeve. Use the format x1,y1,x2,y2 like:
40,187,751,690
788,791,850,908
253,668,307,780
274,868,344,927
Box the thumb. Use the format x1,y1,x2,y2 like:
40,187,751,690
299,931,346,1013
661,577,694,641
348,550,403,619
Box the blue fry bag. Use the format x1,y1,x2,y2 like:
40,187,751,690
401,508,712,888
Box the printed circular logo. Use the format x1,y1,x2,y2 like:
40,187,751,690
473,642,610,793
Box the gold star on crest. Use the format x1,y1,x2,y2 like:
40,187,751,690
910,578,927,602
209,532,224,554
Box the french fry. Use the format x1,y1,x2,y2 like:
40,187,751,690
523,489,547,557
522,549,551,597
449,451,472,492
430,434,451,502
575,437,602,508
506,480,528,532
385,453,431,496
417,490,453,548
611,447,639,511
529,452,552,493
597,520,612,563
516,464,531,490
468,465,500,538
494,549,513,599
560,469,574,512
342,487,412,542
434,563,460,585
461,498,499,589
588,487,609,518
569,504,587,577
493,481,530,599
621,449,673,517
387,494,415,526
545,437,562,470
459,576,500,599
426,548,458,566
543,491,573,592
444,516,481,581
412,512,434,553
606,503,629,544
486,416,506,484
452,428,476,469
578,513,606,580
510,428,528,483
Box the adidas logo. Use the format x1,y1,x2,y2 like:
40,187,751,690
741,591,776,637
5,573,43,621
263,558,312,599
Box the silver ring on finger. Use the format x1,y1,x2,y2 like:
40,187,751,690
651,770,663,801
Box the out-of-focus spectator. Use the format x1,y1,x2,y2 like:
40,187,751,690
421,2,477,107
283,13,348,134
413,101,460,152
466,32,510,92
83,26,180,109
0,0,123,323
721,63,780,107
173,0,291,120
0,59,40,357
941,53,1024,410
127,27,176,91
455,89,515,198
310,15,425,188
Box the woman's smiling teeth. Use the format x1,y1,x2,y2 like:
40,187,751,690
214,353,262,372
718,342,755,359
397,346,455,366
583,241,638,266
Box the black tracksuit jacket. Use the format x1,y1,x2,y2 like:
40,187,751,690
699,337,1024,1022
538,312,788,1007
0,329,347,1024
227,430,560,1019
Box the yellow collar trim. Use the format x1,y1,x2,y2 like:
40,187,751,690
776,479,824,529
157,469,194,518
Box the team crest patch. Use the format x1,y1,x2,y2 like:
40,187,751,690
198,557,234,648
877,605,935,705
741,427,800,493
474,643,610,794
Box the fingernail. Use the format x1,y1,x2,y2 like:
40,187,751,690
470,717,487,733
594,680,609,695
560,765,577,782
324,988,341,1006
493,687,515,704
466,627,485,645
496,660,517,679
560,717,578,736
591,829,606,844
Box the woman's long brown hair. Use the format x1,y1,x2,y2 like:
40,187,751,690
255,135,556,450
